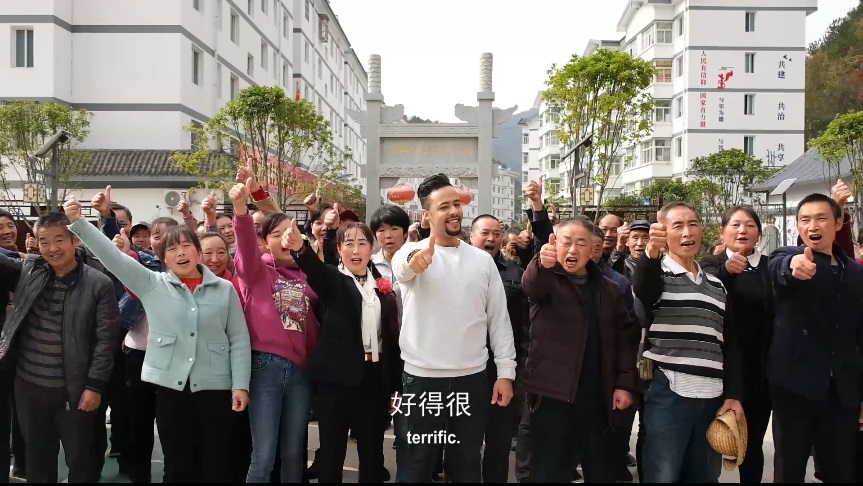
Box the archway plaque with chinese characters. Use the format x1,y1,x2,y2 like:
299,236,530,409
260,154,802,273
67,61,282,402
347,53,516,222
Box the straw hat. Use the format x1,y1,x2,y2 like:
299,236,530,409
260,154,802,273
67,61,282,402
706,410,748,470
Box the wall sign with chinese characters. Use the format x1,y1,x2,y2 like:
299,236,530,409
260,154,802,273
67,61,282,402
718,97,725,123
777,101,786,121
765,143,787,167
718,138,724,151
700,93,707,128
700,51,708,86
778,54,792,79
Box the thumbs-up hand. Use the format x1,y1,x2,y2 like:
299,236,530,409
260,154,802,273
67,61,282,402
303,192,319,211
725,251,749,274
831,179,852,206
539,234,558,269
91,185,113,217
324,203,340,229
646,223,667,259
408,235,436,274
516,230,531,250
113,228,131,253
63,196,82,222
25,234,37,253
617,223,631,251
790,246,817,280
281,218,304,252
202,191,217,218
229,179,251,204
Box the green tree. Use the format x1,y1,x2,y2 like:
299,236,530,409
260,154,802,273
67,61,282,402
809,110,863,221
603,194,645,208
688,149,777,218
805,3,863,139
543,48,656,219
640,178,699,206
542,177,567,209
173,85,360,209
0,101,92,211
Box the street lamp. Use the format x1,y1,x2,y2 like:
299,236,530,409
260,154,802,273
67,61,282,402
34,130,71,212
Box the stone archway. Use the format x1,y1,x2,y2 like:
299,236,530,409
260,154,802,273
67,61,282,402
347,53,517,222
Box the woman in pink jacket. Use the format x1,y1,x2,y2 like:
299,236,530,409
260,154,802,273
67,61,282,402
230,180,320,483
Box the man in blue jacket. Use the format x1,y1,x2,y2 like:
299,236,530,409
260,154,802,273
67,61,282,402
768,193,863,483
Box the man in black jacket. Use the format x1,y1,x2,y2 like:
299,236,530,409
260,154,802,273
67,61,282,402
767,193,863,483
469,214,530,483
0,212,119,483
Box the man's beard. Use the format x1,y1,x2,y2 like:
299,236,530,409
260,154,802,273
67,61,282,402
445,227,461,237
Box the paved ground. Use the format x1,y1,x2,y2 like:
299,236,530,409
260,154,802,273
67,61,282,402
10,414,818,483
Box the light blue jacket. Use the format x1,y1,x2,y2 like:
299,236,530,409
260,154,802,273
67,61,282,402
70,219,251,393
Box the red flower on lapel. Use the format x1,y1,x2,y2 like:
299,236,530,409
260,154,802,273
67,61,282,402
375,277,393,295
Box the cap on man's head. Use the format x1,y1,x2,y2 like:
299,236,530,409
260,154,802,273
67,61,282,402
630,220,650,232
130,222,150,235
339,209,360,223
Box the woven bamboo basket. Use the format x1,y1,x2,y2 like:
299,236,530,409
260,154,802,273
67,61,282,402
706,410,748,471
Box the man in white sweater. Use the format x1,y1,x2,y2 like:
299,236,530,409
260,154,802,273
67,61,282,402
392,174,516,483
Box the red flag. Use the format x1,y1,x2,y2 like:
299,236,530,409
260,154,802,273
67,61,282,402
295,83,301,101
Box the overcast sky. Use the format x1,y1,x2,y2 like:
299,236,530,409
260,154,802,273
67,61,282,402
329,0,858,122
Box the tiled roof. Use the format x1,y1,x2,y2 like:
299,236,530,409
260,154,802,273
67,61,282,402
80,150,235,178
75,150,319,183
749,148,851,192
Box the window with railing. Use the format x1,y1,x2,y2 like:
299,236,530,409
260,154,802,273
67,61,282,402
641,139,671,163
654,99,671,123
656,22,673,44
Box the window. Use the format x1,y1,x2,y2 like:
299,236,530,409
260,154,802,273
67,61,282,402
247,0,253,15
745,12,756,32
550,157,559,169
192,48,202,85
678,17,684,36
14,29,34,68
654,60,672,83
261,42,268,71
744,94,755,115
675,55,683,77
247,54,254,76
522,153,528,166
318,58,322,78
675,97,683,118
216,63,223,96
230,11,239,43
744,136,755,155
642,30,655,50
656,22,673,44
261,0,267,14
610,157,622,176
675,137,682,157
305,0,310,20
330,74,334,92
745,53,755,73
283,12,289,38
273,52,278,77
304,42,309,63
641,139,671,163
230,74,239,101
522,133,529,144
193,0,201,11
654,100,671,123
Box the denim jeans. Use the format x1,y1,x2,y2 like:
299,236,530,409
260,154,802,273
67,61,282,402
393,410,409,482
246,352,312,483
642,370,722,483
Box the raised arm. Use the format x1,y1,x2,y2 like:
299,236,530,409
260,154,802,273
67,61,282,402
225,285,251,392
392,237,436,284
66,200,159,298
521,234,558,302
229,182,266,282
283,219,338,301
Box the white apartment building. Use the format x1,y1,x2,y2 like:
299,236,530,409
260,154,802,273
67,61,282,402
518,108,541,207
492,162,518,223
520,92,565,203
608,0,816,195
0,0,368,221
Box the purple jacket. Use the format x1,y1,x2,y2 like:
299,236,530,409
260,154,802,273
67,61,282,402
233,214,319,367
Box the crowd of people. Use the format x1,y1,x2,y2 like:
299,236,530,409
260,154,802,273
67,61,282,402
0,166,862,484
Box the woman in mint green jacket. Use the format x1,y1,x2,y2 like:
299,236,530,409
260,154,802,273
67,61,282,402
64,198,251,484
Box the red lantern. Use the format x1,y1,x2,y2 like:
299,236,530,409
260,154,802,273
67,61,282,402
386,183,416,205
457,186,473,206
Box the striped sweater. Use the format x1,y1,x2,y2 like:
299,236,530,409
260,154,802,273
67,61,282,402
633,254,742,399
16,276,70,388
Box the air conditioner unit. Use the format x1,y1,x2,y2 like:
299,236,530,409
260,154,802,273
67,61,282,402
164,190,183,207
